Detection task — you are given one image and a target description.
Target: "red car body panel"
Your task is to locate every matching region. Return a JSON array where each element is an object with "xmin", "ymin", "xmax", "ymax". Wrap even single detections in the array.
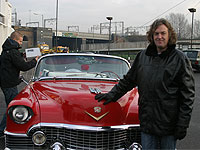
[{"xmin": 7, "ymin": 80, "xmax": 139, "ymax": 133}]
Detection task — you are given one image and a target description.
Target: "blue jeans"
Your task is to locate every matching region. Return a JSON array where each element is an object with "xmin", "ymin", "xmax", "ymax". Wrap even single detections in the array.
[
  {"xmin": 141, "ymin": 132, "xmax": 176, "ymax": 150},
  {"xmin": 0, "ymin": 86, "xmax": 18, "ymax": 133}
]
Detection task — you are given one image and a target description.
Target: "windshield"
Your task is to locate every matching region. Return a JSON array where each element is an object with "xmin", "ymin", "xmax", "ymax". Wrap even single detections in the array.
[
  {"xmin": 43, "ymin": 46, "xmax": 49, "ymax": 50},
  {"xmin": 59, "ymin": 48, "xmax": 65, "ymax": 50},
  {"xmin": 184, "ymin": 51, "xmax": 198, "ymax": 59},
  {"xmin": 34, "ymin": 54, "xmax": 130, "ymax": 80}
]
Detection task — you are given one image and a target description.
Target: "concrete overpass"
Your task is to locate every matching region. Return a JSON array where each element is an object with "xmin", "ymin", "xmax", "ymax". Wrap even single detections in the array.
[
  {"xmin": 54, "ymin": 30, "xmax": 109, "ymax": 40},
  {"xmin": 54, "ymin": 30, "xmax": 200, "ymax": 51},
  {"xmin": 53, "ymin": 30, "xmax": 110, "ymax": 51}
]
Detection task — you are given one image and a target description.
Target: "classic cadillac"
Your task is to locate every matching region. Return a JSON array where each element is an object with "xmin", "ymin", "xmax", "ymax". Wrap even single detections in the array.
[{"xmin": 5, "ymin": 53, "xmax": 141, "ymax": 150}]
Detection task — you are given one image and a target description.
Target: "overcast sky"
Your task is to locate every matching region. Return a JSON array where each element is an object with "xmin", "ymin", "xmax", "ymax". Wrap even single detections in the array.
[{"xmin": 8, "ymin": 0, "xmax": 200, "ymax": 34}]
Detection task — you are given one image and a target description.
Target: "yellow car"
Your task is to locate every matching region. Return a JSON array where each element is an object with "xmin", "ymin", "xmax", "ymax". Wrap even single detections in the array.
[
  {"xmin": 54, "ymin": 46, "xmax": 69, "ymax": 53},
  {"xmin": 38, "ymin": 44, "xmax": 50, "ymax": 55}
]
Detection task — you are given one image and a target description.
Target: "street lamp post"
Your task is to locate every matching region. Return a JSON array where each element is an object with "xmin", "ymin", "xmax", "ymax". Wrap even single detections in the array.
[
  {"xmin": 106, "ymin": 16, "xmax": 113, "ymax": 54},
  {"xmin": 188, "ymin": 8, "xmax": 196, "ymax": 49},
  {"xmin": 33, "ymin": 13, "xmax": 44, "ymax": 27}
]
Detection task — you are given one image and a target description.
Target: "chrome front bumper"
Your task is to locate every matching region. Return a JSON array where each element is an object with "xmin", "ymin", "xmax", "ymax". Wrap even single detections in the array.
[{"xmin": 5, "ymin": 123, "xmax": 141, "ymax": 150}]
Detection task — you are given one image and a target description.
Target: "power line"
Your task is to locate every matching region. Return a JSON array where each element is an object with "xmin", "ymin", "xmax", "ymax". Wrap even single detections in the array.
[
  {"xmin": 194, "ymin": 0, "xmax": 200, "ymax": 7},
  {"xmin": 142, "ymin": 0, "xmax": 188, "ymax": 26},
  {"xmin": 185, "ymin": 0, "xmax": 200, "ymax": 18}
]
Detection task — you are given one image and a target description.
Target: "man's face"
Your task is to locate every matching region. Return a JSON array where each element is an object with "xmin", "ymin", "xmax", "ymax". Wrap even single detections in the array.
[
  {"xmin": 153, "ymin": 24, "xmax": 169, "ymax": 52},
  {"xmin": 15, "ymin": 37, "xmax": 23, "ymax": 45}
]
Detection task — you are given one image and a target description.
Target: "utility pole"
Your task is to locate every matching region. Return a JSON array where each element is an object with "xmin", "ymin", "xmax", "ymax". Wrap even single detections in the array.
[
  {"xmin": 55, "ymin": 0, "xmax": 59, "ymax": 50},
  {"xmin": 33, "ymin": 13, "xmax": 44, "ymax": 27},
  {"xmin": 26, "ymin": 22, "xmax": 39, "ymax": 27},
  {"xmin": 100, "ymin": 21, "xmax": 124, "ymax": 35},
  {"xmin": 44, "ymin": 18, "xmax": 56, "ymax": 28},
  {"xmin": 67, "ymin": 26, "xmax": 79, "ymax": 51},
  {"xmin": 12, "ymin": 9, "xmax": 17, "ymax": 26}
]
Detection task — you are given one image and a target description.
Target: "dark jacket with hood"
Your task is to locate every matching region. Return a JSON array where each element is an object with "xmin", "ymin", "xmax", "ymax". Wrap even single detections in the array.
[
  {"xmin": 0, "ymin": 38, "xmax": 37, "ymax": 88},
  {"xmin": 107, "ymin": 44, "xmax": 195, "ymax": 136}
]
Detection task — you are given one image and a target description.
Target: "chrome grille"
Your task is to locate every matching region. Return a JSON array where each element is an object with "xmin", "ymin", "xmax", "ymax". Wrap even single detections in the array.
[
  {"xmin": 6, "ymin": 125, "xmax": 140, "ymax": 150},
  {"xmin": 6, "ymin": 136, "xmax": 47, "ymax": 150}
]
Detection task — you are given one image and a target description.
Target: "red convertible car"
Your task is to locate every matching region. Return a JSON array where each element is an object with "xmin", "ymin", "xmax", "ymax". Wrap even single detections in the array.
[{"xmin": 5, "ymin": 53, "xmax": 141, "ymax": 150}]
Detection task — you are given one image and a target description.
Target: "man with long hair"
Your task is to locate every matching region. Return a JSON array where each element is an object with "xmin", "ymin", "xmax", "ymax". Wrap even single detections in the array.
[{"xmin": 95, "ymin": 18, "xmax": 195, "ymax": 149}]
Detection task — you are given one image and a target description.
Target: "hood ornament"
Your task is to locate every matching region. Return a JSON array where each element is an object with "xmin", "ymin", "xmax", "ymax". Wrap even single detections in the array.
[
  {"xmin": 89, "ymin": 88, "xmax": 101, "ymax": 94},
  {"xmin": 94, "ymin": 107, "xmax": 101, "ymax": 113},
  {"xmin": 85, "ymin": 111, "xmax": 109, "ymax": 121}
]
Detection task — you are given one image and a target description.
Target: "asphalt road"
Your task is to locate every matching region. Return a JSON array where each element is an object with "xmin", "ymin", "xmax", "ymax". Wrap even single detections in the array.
[
  {"xmin": 176, "ymin": 71, "xmax": 200, "ymax": 149},
  {"xmin": 0, "ymin": 70, "xmax": 199, "ymax": 149}
]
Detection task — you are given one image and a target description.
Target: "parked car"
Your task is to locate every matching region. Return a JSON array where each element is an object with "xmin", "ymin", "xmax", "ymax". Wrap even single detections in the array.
[
  {"xmin": 5, "ymin": 53, "xmax": 141, "ymax": 150},
  {"xmin": 183, "ymin": 49, "xmax": 200, "ymax": 71},
  {"xmin": 37, "ymin": 43, "xmax": 51, "ymax": 55}
]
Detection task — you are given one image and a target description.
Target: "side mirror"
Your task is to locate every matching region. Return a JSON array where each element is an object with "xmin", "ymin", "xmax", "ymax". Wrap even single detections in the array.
[{"xmin": 19, "ymin": 75, "xmax": 28, "ymax": 85}]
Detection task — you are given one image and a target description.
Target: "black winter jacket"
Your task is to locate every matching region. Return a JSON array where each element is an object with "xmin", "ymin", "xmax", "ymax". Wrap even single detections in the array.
[
  {"xmin": 0, "ymin": 38, "xmax": 37, "ymax": 88},
  {"xmin": 107, "ymin": 44, "xmax": 195, "ymax": 136}
]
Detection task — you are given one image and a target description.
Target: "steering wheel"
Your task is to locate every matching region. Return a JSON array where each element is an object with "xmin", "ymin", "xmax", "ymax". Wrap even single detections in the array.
[{"xmin": 100, "ymin": 71, "xmax": 120, "ymax": 79}]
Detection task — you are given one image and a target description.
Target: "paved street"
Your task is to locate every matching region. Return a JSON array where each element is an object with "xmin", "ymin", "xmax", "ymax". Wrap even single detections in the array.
[{"xmin": 0, "ymin": 70, "xmax": 200, "ymax": 149}]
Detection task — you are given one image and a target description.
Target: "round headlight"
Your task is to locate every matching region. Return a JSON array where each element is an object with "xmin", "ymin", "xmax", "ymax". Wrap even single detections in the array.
[
  {"xmin": 129, "ymin": 142, "xmax": 142, "ymax": 150},
  {"xmin": 32, "ymin": 131, "xmax": 46, "ymax": 146},
  {"xmin": 8, "ymin": 106, "xmax": 33, "ymax": 124}
]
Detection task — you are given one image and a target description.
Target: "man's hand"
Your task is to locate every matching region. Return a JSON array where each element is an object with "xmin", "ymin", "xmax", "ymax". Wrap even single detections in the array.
[
  {"xmin": 95, "ymin": 93, "xmax": 113, "ymax": 105},
  {"xmin": 174, "ymin": 126, "xmax": 187, "ymax": 140},
  {"xmin": 35, "ymin": 56, "xmax": 40, "ymax": 61}
]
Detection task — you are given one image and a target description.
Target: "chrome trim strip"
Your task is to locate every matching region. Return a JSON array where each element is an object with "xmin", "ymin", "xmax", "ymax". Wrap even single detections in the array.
[
  {"xmin": 5, "ymin": 123, "xmax": 140, "ymax": 137},
  {"xmin": 38, "ymin": 76, "xmax": 118, "ymax": 81},
  {"xmin": 4, "ymin": 131, "xmax": 28, "ymax": 137},
  {"xmin": 28, "ymin": 123, "xmax": 140, "ymax": 133}
]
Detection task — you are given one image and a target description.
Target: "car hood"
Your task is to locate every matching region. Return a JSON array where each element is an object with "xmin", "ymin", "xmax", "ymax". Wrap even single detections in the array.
[{"xmin": 31, "ymin": 80, "xmax": 139, "ymax": 126}]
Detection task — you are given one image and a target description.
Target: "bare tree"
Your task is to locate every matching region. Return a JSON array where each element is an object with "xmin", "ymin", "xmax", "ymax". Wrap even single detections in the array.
[
  {"xmin": 166, "ymin": 13, "xmax": 189, "ymax": 39},
  {"xmin": 183, "ymin": 24, "xmax": 191, "ymax": 39},
  {"xmin": 194, "ymin": 20, "xmax": 200, "ymax": 38}
]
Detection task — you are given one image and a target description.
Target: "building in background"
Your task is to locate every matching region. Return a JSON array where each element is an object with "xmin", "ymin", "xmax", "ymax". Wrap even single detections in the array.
[
  {"xmin": 0, "ymin": 0, "xmax": 14, "ymax": 53},
  {"xmin": 13, "ymin": 26, "xmax": 53, "ymax": 50}
]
